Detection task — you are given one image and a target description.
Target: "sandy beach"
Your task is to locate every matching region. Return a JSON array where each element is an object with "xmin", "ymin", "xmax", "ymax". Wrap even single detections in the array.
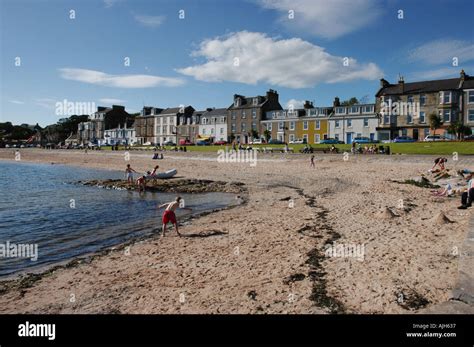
[{"xmin": 0, "ymin": 148, "xmax": 473, "ymax": 314}]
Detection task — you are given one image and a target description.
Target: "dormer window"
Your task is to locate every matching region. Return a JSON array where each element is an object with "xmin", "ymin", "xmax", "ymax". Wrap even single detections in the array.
[
  {"xmin": 253, "ymin": 98, "xmax": 258, "ymax": 105},
  {"xmin": 234, "ymin": 98, "xmax": 240, "ymax": 107}
]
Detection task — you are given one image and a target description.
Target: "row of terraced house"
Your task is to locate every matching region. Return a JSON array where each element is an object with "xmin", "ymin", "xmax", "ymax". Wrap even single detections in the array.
[{"xmin": 71, "ymin": 70, "xmax": 474, "ymax": 146}]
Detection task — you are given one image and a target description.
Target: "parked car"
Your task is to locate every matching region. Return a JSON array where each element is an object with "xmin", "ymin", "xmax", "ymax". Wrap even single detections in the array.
[
  {"xmin": 178, "ymin": 139, "xmax": 194, "ymax": 146},
  {"xmin": 164, "ymin": 141, "xmax": 176, "ymax": 146},
  {"xmin": 424, "ymin": 135, "xmax": 447, "ymax": 142},
  {"xmin": 249, "ymin": 138, "xmax": 263, "ymax": 144},
  {"xmin": 393, "ymin": 136, "xmax": 416, "ymax": 143},
  {"xmin": 353, "ymin": 137, "xmax": 379, "ymax": 144},
  {"xmin": 196, "ymin": 140, "xmax": 210, "ymax": 146},
  {"xmin": 289, "ymin": 139, "xmax": 304, "ymax": 144},
  {"xmin": 214, "ymin": 140, "xmax": 227, "ymax": 145},
  {"xmin": 463, "ymin": 134, "xmax": 474, "ymax": 141},
  {"xmin": 268, "ymin": 139, "xmax": 284, "ymax": 144},
  {"xmin": 320, "ymin": 138, "xmax": 344, "ymax": 144}
]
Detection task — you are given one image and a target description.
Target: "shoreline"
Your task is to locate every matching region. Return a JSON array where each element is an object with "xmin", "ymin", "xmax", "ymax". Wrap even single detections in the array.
[{"xmin": 0, "ymin": 149, "xmax": 473, "ymax": 313}]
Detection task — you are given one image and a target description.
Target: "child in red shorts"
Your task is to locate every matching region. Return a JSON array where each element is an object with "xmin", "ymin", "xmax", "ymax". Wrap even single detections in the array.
[{"xmin": 157, "ymin": 196, "xmax": 192, "ymax": 237}]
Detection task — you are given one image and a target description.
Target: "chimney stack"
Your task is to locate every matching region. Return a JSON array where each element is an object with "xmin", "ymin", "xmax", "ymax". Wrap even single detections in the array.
[
  {"xmin": 333, "ymin": 97, "xmax": 340, "ymax": 108},
  {"xmin": 303, "ymin": 100, "xmax": 313, "ymax": 109},
  {"xmin": 380, "ymin": 78, "xmax": 389, "ymax": 88}
]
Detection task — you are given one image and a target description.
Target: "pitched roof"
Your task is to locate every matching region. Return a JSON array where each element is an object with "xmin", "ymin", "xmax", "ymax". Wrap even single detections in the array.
[
  {"xmin": 202, "ymin": 108, "xmax": 228, "ymax": 117},
  {"xmin": 376, "ymin": 73, "xmax": 474, "ymax": 96}
]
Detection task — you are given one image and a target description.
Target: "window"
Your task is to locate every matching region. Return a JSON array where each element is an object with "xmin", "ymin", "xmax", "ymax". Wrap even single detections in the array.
[
  {"xmin": 234, "ymin": 98, "xmax": 240, "ymax": 107},
  {"xmin": 336, "ymin": 107, "xmax": 345, "ymax": 114},
  {"xmin": 267, "ymin": 123, "xmax": 272, "ymax": 131},
  {"xmin": 407, "ymin": 95, "xmax": 414, "ymax": 103},
  {"xmin": 303, "ymin": 121, "xmax": 308, "ymax": 130},
  {"xmin": 347, "ymin": 119, "xmax": 352, "ymax": 127},
  {"xmin": 241, "ymin": 123, "xmax": 246, "ymax": 131},
  {"xmin": 252, "ymin": 122, "xmax": 257, "ymax": 130},
  {"xmin": 252, "ymin": 109, "xmax": 257, "ymax": 119},
  {"xmin": 231, "ymin": 123, "xmax": 236, "ymax": 132},
  {"xmin": 278, "ymin": 122, "xmax": 284, "ymax": 131},
  {"xmin": 335, "ymin": 134, "xmax": 339, "ymax": 140},
  {"xmin": 203, "ymin": 129, "xmax": 206, "ymax": 135},
  {"xmin": 468, "ymin": 91, "xmax": 474, "ymax": 104},
  {"xmin": 220, "ymin": 128, "xmax": 224, "ymax": 134},
  {"xmin": 402, "ymin": 129, "xmax": 407, "ymax": 136},
  {"xmin": 419, "ymin": 111, "xmax": 426, "ymax": 123},
  {"xmin": 314, "ymin": 134, "xmax": 320, "ymax": 143},
  {"xmin": 303, "ymin": 134, "xmax": 308, "ymax": 142},
  {"xmin": 441, "ymin": 110, "xmax": 451, "ymax": 122},
  {"xmin": 315, "ymin": 120, "xmax": 320, "ymax": 130},
  {"xmin": 272, "ymin": 112, "xmax": 277, "ymax": 119},
  {"xmin": 242, "ymin": 111, "xmax": 246, "ymax": 119},
  {"xmin": 440, "ymin": 91, "xmax": 452, "ymax": 104},
  {"xmin": 349, "ymin": 106, "xmax": 359, "ymax": 114},
  {"xmin": 420, "ymin": 95, "xmax": 426, "ymax": 106},
  {"xmin": 364, "ymin": 118, "xmax": 369, "ymax": 127},
  {"xmin": 384, "ymin": 115, "xmax": 390, "ymax": 124},
  {"xmin": 335, "ymin": 120, "xmax": 340, "ymax": 128},
  {"xmin": 221, "ymin": 116, "xmax": 226, "ymax": 123},
  {"xmin": 363, "ymin": 105, "xmax": 373, "ymax": 113},
  {"xmin": 407, "ymin": 114, "xmax": 413, "ymax": 124},
  {"xmin": 289, "ymin": 121, "xmax": 295, "ymax": 130},
  {"xmin": 202, "ymin": 117, "xmax": 207, "ymax": 125},
  {"xmin": 289, "ymin": 134, "xmax": 295, "ymax": 142},
  {"xmin": 253, "ymin": 98, "xmax": 258, "ymax": 105},
  {"xmin": 232, "ymin": 112, "xmax": 236, "ymax": 120},
  {"xmin": 469, "ymin": 109, "xmax": 474, "ymax": 122}
]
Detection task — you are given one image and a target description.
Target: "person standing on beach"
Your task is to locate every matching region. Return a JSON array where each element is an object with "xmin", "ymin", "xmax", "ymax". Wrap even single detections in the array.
[
  {"xmin": 458, "ymin": 173, "xmax": 474, "ymax": 209},
  {"xmin": 136, "ymin": 175, "xmax": 146, "ymax": 192},
  {"xmin": 125, "ymin": 164, "xmax": 137, "ymax": 184},
  {"xmin": 157, "ymin": 197, "xmax": 192, "ymax": 237},
  {"xmin": 310, "ymin": 155, "xmax": 315, "ymax": 168}
]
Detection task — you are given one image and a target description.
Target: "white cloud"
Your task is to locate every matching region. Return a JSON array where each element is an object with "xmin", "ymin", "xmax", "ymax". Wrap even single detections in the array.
[
  {"xmin": 103, "ymin": 0, "xmax": 121, "ymax": 8},
  {"xmin": 285, "ymin": 99, "xmax": 305, "ymax": 109},
  {"xmin": 177, "ymin": 31, "xmax": 382, "ymax": 88},
  {"xmin": 408, "ymin": 39, "xmax": 474, "ymax": 65},
  {"xmin": 9, "ymin": 100, "xmax": 25, "ymax": 105},
  {"xmin": 35, "ymin": 98, "xmax": 57, "ymax": 109},
  {"xmin": 134, "ymin": 15, "xmax": 165, "ymax": 28},
  {"xmin": 256, "ymin": 0, "xmax": 382, "ymax": 39},
  {"xmin": 59, "ymin": 68, "xmax": 185, "ymax": 88},
  {"xmin": 408, "ymin": 66, "xmax": 474, "ymax": 81},
  {"xmin": 99, "ymin": 98, "xmax": 126, "ymax": 104}
]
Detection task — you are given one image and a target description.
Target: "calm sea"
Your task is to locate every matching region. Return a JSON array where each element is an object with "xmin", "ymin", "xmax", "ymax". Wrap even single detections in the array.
[{"xmin": 0, "ymin": 161, "xmax": 236, "ymax": 277}]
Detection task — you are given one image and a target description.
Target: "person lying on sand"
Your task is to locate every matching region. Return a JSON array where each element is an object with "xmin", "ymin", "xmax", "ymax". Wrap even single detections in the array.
[
  {"xmin": 125, "ymin": 164, "xmax": 137, "ymax": 183},
  {"xmin": 431, "ymin": 183, "xmax": 454, "ymax": 197},
  {"xmin": 458, "ymin": 173, "xmax": 474, "ymax": 209},
  {"xmin": 157, "ymin": 197, "xmax": 192, "ymax": 237},
  {"xmin": 457, "ymin": 169, "xmax": 473, "ymax": 178}
]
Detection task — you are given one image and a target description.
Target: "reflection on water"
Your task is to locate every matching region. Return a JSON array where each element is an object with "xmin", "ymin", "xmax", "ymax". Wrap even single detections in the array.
[{"xmin": 0, "ymin": 161, "xmax": 237, "ymax": 276}]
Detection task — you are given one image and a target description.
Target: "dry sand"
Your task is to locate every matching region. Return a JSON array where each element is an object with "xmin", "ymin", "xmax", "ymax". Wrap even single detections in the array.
[{"xmin": 0, "ymin": 148, "xmax": 473, "ymax": 314}]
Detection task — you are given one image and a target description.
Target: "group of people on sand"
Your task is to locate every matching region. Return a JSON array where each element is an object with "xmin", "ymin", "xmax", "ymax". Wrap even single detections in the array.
[
  {"xmin": 427, "ymin": 157, "xmax": 474, "ymax": 209},
  {"xmin": 125, "ymin": 163, "xmax": 191, "ymax": 237}
]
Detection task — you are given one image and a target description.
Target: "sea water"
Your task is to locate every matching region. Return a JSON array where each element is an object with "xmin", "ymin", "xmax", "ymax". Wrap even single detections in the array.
[{"xmin": 0, "ymin": 161, "xmax": 237, "ymax": 277}]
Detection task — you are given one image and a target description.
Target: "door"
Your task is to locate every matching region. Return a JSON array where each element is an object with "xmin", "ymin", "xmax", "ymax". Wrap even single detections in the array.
[
  {"xmin": 413, "ymin": 129, "xmax": 419, "ymax": 141},
  {"xmin": 370, "ymin": 133, "xmax": 375, "ymax": 141},
  {"xmin": 346, "ymin": 133, "xmax": 353, "ymax": 144}
]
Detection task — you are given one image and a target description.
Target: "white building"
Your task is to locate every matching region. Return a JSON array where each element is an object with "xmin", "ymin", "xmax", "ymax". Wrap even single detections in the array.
[
  {"xmin": 328, "ymin": 104, "xmax": 379, "ymax": 144},
  {"xmin": 102, "ymin": 123, "xmax": 136, "ymax": 146},
  {"xmin": 155, "ymin": 106, "xmax": 195, "ymax": 145},
  {"xmin": 199, "ymin": 108, "xmax": 228, "ymax": 142}
]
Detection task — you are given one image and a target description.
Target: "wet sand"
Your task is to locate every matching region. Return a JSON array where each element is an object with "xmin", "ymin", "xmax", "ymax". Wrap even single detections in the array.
[{"xmin": 0, "ymin": 149, "xmax": 472, "ymax": 314}]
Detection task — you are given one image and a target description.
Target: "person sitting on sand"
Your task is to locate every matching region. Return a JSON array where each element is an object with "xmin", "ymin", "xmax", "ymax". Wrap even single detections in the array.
[
  {"xmin": 431, "ymin": 183, "xmax": 454, "ymax": 197},
  {"xmin": 125, "ymin": 164, "xmax": 137, "ymax": 183},
  {"xmin": 136, "ymin": 175, "xmax": 146, "ymax": 192},
  {"xmin": 458, "ymin": 173, "xmax": 474, "ymax": 209},
  {"xmin": 157, "ymin": 197, "xmax": 192, "ymax": 237},
  {"xmin": 431, "ymin": 157, "xmax": 447, "ymax": 172}
]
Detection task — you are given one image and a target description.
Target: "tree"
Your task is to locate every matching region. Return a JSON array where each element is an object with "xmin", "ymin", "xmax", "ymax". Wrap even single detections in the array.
[
  {"xmin": 263, "ymin": 129, "xmax": 271, "ymax": 142},
  {"xmin": 251, "ymin": 129, "xmax": 259, "ymax": 140},
  {"xmin": 429, "ymin": 113, "xmax": 443, "ymax": 136},
  {"xmin": 448, "ymin": 122, "xmax": 472, "ymax": 140},
  {"xmin": 341, "ymin": 97, "xmax": 359, "ymax": 106}
]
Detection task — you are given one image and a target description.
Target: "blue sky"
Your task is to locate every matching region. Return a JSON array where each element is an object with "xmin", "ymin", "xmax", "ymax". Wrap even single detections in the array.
[{"xmin": 1, "ymin": 0, "xmax": 473, "ymax": 126}]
